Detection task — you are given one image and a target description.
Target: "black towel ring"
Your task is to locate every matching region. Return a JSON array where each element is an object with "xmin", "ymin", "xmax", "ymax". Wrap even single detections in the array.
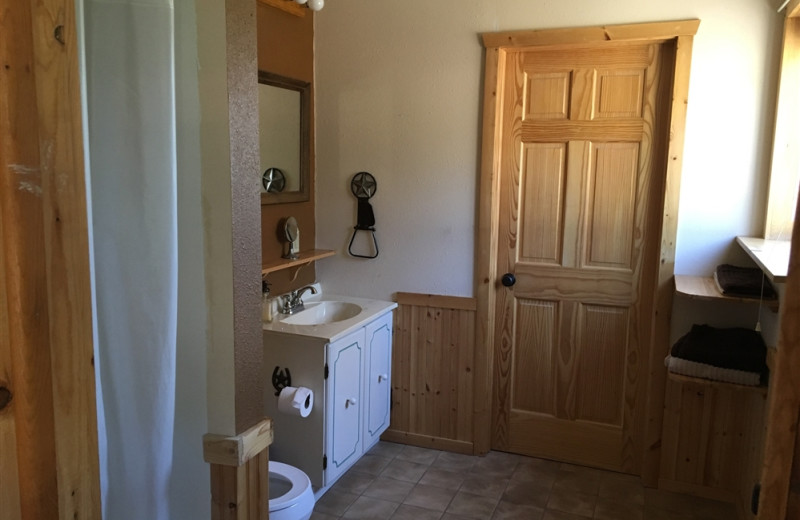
[{"xmin": 348, "ymin": 172, "xmax": 379, "ymax": 259}]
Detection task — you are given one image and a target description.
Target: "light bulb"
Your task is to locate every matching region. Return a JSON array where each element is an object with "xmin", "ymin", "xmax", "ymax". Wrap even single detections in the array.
[
  {"xmin": 308, "ymin": 0, "xmax": 324, "ymax": 10},
  {"xmin": 295, "ymin": 0, "xmax": 308, "ymax": 4}
]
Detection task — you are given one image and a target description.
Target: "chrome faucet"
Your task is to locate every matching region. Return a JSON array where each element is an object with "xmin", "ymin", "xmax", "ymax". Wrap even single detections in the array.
[{"xmin": 282, "ymin": 285, "xmax": 318, "ymax": 314}]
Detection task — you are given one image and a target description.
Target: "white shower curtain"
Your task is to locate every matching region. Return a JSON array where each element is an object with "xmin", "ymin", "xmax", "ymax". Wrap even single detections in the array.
[{"xmin": 83, "ymin": 1, "xmax": 178, "ymax": 518}]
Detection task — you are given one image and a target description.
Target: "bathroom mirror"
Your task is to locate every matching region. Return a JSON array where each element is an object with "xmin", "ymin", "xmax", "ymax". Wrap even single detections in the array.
[{"xmin": 258, "ymin": 71, "xmax": 310, "ymax": 205}]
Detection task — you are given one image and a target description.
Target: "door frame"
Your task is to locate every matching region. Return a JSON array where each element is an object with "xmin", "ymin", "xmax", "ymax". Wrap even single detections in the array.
[{"xmin": 474, "ymin": 20, "xmax": 699, "ymax": 485}]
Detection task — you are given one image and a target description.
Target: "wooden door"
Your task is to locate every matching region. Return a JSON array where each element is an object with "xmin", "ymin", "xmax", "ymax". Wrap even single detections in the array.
[{"xmin": 491, "ymin": 41, "xmax": 670, "ymax": 473}]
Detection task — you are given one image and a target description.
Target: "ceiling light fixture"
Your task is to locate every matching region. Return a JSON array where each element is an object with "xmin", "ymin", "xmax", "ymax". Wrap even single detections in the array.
[{"xmin": 295, "ymin": 0, "xmax": 324, "ymax": 10}]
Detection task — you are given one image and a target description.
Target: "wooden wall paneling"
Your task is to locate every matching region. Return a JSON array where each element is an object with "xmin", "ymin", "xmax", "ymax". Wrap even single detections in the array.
[
  {"xmin": 384, "ymin": 294, "xmax": 476, "ymax": 454},
  {"xmin": 659, "ymin": 379, "xmax": 768, "ymax": 515}
]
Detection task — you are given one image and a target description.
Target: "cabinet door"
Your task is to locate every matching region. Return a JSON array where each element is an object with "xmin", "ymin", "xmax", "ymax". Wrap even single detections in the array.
[
  {"xmin": 364, "ymin": 312, "xmax": 393, "ymax": 450},
  {"xmin": 325, "ymin": 328, "xmax": 364, "ymax": 485}
]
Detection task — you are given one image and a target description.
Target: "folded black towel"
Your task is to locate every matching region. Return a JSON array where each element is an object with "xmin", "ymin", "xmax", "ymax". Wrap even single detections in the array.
[
  {"xmin": 715, "ymin": 264, "xmax": 777, "ymax": 299},
  {"xmin": 671, "ymin": 324, "xmax": 768, "ymax": 378}
]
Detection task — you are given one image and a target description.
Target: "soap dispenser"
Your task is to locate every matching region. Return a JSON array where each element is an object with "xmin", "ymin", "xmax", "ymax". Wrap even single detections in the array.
[{"xmin": 262, "ymin": 281, "xmax": 273, "ymax": 322}]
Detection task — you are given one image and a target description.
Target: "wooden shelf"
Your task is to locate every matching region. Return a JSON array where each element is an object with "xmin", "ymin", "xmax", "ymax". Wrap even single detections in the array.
[
  {"xmin": 674, "ymin": 275, "xmax": 779, "ymax": 311},
  {"xmin": 668, "ymin": 371, "xmax": 768, "ymax": 396},
  {"xmin": 261, "ymin": 249, "xmax": 334, "ymax": 281},
  {"xmin": 736, "ymin": 237, "xmax": 790, "ymax": 283}
]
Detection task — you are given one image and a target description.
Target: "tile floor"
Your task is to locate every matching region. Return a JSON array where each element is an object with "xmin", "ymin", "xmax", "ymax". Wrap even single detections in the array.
[{"xmin": 310, "ymin": 441, "xmax": 739, "ymax": 520}]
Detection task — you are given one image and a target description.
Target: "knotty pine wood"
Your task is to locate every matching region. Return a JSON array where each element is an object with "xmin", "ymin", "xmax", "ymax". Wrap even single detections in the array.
[
  {"xmin": 660, "ymin": 379, "xmax": 767, "ymax": 519},
  {"xmin": 1, "ymin": 0, "xmax": 100, "ymax": 518},
  {"xmin": 206, "ymin": 418, "xmax": 273, "ymax": 520},
  {"xmin": 387, "ymin": 294, "xmax": 477, "ymax": 453},
  {"xmin": 757, "ymin": 194, "xmax": 800, "ymax": 517},
  {"xmin": 210, "ymin": 450, "xmax": 269, "ymax": 520},
  {"xmin": 641, "ymin": 33, "xmax": 696, "ymax": 487}
]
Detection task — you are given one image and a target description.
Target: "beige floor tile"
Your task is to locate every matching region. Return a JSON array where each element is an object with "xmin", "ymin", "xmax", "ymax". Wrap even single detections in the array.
[
  {"xmin": 341, "ymin": 496, "xmax": 399, "ymax": 519},
  {"xmin": 368, "ymin": 441, "xmax": 405, "ymax": 459},
  {"xmin": 546, "ymin": 487, "xmax": 596, "ymax": 518},
  {"xmin": 446, "ymin": 491, "xmax": 500, "ymax": 519},
  {"xmin": 552, "ymin": 469, "xmax": 601, "ymax": 496},
  {"xmin": 390, "ymin": 503, "xmax": 445, "ymax": 520},
  {"xmin": 404, "ymin": 483, "xmax": 458, "ymax": 512},
  {"xmin": 597, "ymin": 474, "xmax": 644, "ymax": 505},
  {"xmin": 397, "ymin": 445, "xmax": 441, "ymax": 465},
  {"xmin": 433, "ymin": 451, "xmax": 478, "ymax": 472},
  {"xmin": 352, "ymin": 453, "xmax": 392, "ymax": 476},
  {"xmin": 310, "ymin": 512, "xmax": 340, "ymax": 520},
  {"xmin": 491, "ymin": 499, "xmax": 545, "ymax": 519},
  {"xmin": 331, "ymin": 470, "xmax": 375, "ymax": 495},
  {"xmin": 511, "ymin": 459, "xmax": 561, "ymax": 486},
  {"xmin": 502, "ymin": 479, "xmax": 551, "ymax": 509},
  {"xmin": 381, "ymin": 459, "xmax": 429, "ymax": 483},
  {"xmin": 419, "ymin": 467, "xmax": 467, "ymax": 490},
  {"xmin": 593, "ymin": 496, "xmax": 643, "ymax": 520},
  {"xmin": 362, "ymin": 476, "xmax": 415, "ymax": 503},
  {"xmin": 542, "ymin": 510, "xmax": 592, "ymax": 520},
  {"xmin": 314, "ymin": 489, "xmax": 359, "ymax": 516},
  {"xmin": 459, "ymin": 474, "xmax": 509, "ymax": 499}
]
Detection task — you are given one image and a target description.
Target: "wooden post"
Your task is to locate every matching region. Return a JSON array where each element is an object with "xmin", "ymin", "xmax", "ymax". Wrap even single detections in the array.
[{"xmin": 204, "ymin": 418, "xmax": 274, "ymax": 519}]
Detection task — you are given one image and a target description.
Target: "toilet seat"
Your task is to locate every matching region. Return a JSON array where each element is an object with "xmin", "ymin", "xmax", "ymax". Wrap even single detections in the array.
[{"xmin": 269, "ymin": 461, "xmax": 314, "ymax": 518}]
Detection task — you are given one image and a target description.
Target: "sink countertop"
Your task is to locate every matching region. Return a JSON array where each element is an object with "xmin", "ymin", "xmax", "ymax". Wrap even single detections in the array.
[{"xmin": 262, "ymin": 293, "xmax": 397, "ymax": 342}]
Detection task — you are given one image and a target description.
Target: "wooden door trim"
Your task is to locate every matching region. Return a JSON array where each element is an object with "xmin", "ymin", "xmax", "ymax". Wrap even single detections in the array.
[
  {"xmin": 475, "ymin": 21, "xmax": 698, "ymax": 482},
  {"xmin": 481, "ymin": 20, "xmax": 700, "ymax": 49},
  {"xmin": 1, "ymin": 0, "xmax": 101, "ymax": 517}
]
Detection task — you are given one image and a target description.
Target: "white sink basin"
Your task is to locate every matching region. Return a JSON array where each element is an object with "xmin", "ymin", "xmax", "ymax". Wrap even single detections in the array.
[{"xmin": 280, "ymin": 301, "xmax": 363, "ymax": 326}]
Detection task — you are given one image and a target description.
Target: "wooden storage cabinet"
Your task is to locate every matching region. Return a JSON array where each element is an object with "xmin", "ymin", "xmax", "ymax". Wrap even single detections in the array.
[{"xmin": 263, "ymin": 310, "xmax": 394, "ymax": 493}]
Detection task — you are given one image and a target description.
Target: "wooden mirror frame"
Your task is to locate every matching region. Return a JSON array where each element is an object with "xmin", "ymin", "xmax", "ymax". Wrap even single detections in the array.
[{"xmin": 258, "ymin": 70, "xmax": 311, "ymax": 205}]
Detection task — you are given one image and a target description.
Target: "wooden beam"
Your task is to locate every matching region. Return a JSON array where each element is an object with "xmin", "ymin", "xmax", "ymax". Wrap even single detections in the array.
[
  {"xmin": 757, "ymin": 184, "xmax": 800, "ymax": 520},
  {"xmin": 481, "ymin": 19, "xmax": 700, "ymax": 49},
  {"xmin": 206, "ymin": 418, "xmax": 272, "ymax": 520},
  {"xmin": 258, "ymin": 0, "xmax": 306, "ymax": 17},
  {"xmin": 641, "ymin": 33, "xmax": 697, "ymax": 487},
  {"xmin": 204, "ymin": 418, "xmax": 274, "ymax": 467},
  {"xmin": 395, "ymin": 293, "xmax": 477, "ymax": 312}
]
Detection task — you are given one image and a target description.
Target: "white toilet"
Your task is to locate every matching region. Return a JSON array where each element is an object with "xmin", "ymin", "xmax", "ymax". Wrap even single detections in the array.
[{"xmin": 268, "ymin": 461, "xmax": 315, "ymax": 520}]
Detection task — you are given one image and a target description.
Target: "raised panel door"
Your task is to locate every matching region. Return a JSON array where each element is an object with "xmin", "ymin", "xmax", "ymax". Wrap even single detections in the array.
[{"xmin": 364, "ymin": 312, "xmax": 393, "ymax": 450}]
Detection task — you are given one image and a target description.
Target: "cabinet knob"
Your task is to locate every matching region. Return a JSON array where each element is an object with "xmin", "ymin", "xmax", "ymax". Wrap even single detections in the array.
[
  {"xmin": 346, "ymin": 398, "xmax": 357, "ymax": 408},
  {"xmin": 378, "ymin": 374, "xmax": 388, "ymax": 383}
]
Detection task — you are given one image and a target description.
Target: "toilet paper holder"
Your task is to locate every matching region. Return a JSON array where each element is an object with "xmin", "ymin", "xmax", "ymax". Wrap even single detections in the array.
[{"xmin": 272, "ymin": 366, "xmax": 292, "ymax": 396}]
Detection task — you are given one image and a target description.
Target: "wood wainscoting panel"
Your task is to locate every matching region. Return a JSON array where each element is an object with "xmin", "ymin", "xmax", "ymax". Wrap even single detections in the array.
[
  {"xmin": 659, "ymin": 379, "xmax": 767, "ymax": 518},
  {"xmin": 384, "ymin": 293, "xmax": 477, "ymax": 454}
]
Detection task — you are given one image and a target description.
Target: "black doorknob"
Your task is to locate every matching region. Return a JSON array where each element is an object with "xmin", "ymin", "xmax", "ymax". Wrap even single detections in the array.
[{"xmin": 501, "ymin": 273, "xmax": 516, "ymax": 287}]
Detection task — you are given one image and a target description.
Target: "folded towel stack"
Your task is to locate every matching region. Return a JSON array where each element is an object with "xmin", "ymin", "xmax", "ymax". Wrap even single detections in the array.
[
  {"xmin": 666, "ymin": 324, "xmax": 768, "ymax": 386},
  {"xmin": 714, "ymin": 264, "xmax": 777, "ymax": 299}
]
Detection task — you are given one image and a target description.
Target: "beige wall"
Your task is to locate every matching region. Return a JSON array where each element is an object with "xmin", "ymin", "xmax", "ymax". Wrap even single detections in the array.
[
  {"xmin": 257, "ymin": 4, "xmax": 317, "ymax": 296},
  {"xmin": 314, "ymin": 0, "xmax": 784, "ymax": 301}
]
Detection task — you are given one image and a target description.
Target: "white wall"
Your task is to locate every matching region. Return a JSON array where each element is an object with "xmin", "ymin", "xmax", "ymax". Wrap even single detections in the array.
[{"xmin": 315, "ymin": 0, "xmax": 784, "ymax": 301}]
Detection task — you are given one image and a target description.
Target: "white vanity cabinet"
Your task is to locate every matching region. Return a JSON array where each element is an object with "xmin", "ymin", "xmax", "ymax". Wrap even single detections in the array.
[
  {"xmin": 263, "ymin": 300, "xmax": 395, "ymax": 495},
  {"xmin": 325, "ymin": 327, "xmax": 364, "ymax": 484},
  {"xmin": 363, "ymin": 312, "xmax": 393, "ymax": 450}
]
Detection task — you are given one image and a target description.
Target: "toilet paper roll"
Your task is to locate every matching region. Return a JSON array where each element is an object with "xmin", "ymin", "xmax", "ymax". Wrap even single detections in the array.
[{"xmin": 277, "ymin": 386, "xmax": 314, "ymax": 418}]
